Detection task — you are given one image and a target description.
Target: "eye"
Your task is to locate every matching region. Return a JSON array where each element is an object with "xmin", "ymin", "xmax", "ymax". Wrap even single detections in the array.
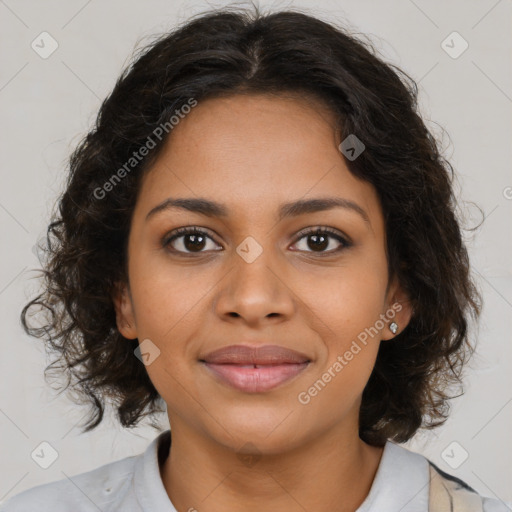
[
  {"xmin": 291, "ymin": 227, "xmax": 351, "ymax": 255},
  {"xmin": 162, "ymin": 227, "xmax": 222, "ymax": 255},
  {"xmin": 162, "ymin": 225, "xmax": 352, "ymax": 257}
]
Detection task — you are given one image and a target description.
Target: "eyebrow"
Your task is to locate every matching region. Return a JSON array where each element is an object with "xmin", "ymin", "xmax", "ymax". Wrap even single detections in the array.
[{"xmin": 145, "ymin": 196, "xmax": 370, "ymax": 225}]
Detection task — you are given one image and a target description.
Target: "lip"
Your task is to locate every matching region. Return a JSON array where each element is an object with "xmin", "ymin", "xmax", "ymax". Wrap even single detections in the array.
[
  {"xmin": 199, "ymin": 344, "xmax": 311, "ymax": 393},
  {"xmin": 200, "ymin": 344, "xmax": 310, "ymax": 365}
]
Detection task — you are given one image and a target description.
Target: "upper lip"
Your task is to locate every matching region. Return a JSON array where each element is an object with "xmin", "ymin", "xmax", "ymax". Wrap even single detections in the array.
[{"xmin": 200, "ymin": 344, "xmax": 311, "ymax": 365}]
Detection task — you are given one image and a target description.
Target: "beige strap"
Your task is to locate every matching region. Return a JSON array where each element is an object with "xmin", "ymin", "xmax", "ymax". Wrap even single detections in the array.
[{"xmin": 428, "ymin": 464, "xmax": 484, "ymax": 512}]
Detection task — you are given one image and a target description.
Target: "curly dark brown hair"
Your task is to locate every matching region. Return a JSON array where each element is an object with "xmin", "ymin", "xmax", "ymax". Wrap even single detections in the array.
[{"xmin": 21, "ymin": 5, "xmax": 482, "ymax": 446}]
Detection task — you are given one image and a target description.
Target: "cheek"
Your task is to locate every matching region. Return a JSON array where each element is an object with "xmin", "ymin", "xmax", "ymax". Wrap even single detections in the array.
[
  {"xmin": 127, "ymin": 263, "xmax": 206, "ymax": 405},
  {"xmin": 294, "ymin": 256, "xmax": 388, "ymax": 343},
  {"xmin": 290, "ymin": 252, "xmax": 387, "ymax": 405},
  {"xmin": 129, "ymin": 255, "xmax": 211, "ymax": 337},
  {"xmin": 295, "ymin": 350, "xmax": 377, "ymax": 430},
  {"xmin": 295, "ymin": 267, "xmax": 385, "ymax": 416}
]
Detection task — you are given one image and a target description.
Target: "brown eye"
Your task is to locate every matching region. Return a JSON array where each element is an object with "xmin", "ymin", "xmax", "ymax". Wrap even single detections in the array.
[
  {"xmin": 163, "ymin": 227, "xmax": 221, "ymax": 254},
  {"xmin": 292, "ymin": 228, "xmax": 351, "ymax": 254}
]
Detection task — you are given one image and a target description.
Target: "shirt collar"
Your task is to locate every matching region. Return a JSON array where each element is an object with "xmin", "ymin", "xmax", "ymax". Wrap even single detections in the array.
[
  {"xmin": 356, "ymin": 440, "xmax": 430, "ymax": 511},
  {"xmin": 134, "ymin": 430, "xmax": 430, "ymax": 512},
  {"xmin": 134, "ymin": 430, "xmax": 177, "ymax": 511}
]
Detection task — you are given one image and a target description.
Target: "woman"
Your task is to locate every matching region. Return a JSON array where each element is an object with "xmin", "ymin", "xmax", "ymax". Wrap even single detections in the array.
[{"xmin": 3, "ymin": 5, "xmax": 509, "ymax": 512}]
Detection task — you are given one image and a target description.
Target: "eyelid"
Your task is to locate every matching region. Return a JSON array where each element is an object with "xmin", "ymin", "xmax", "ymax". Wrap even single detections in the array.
[
  {"xmin": 292, "ymin": 226, "xmax": 352, "ymax": 246},
  {"xmin": 163, "ymin": 226, "xmax": 221, "ymax": 247}
]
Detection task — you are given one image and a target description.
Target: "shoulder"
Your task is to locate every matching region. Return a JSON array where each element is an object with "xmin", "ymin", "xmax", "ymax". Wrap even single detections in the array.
[
  {"xmin": 381, "ymin": 441, "xmax": 511, "ymax": 512},
  {"xmin": 0, "ymin": 454, "xmax": 139, "ymax": 512},
  {"xmin": 427, "ymin": 458, "xmax": 512, "ymax": 512}
]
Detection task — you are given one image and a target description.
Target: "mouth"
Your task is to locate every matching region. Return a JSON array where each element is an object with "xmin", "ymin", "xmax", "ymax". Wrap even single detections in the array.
[
  {"xmin": 200, "ymin": 361, "xmax": 311, "ymax": 393},
  {"xmin": 199, "ymin": 344, "xmax": 311, "ymax": 393}
]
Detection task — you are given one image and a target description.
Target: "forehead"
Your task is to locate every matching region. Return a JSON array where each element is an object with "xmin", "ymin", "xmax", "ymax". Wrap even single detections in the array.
[{"xmin": 135, "ymin": 93, "xmax": 382, "ymax": 226}]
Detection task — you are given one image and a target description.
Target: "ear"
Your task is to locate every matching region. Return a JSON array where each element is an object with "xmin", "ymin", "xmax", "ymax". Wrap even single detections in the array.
[
  {"xmin": 111, "ymin": 281, "xmax": 138, "ymax": 340},
  {"xmin": 381, "ymin": 277, "xmax": 413, "ymax": 341}
]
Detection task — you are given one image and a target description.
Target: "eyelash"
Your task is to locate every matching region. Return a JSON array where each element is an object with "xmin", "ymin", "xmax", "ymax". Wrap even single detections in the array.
[{"xmin": 162, "ymin": 226, "xmax": 352, "ymax": 256}]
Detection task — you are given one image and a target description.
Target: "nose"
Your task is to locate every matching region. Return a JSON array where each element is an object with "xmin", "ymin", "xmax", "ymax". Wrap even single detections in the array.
[{"xmin": 213, "ymin": 244, "xmax": 295, "ymax": 327}]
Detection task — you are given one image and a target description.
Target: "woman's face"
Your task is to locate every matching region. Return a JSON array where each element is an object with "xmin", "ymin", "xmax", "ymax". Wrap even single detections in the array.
[{"xmin": 114, "ymin": 93, "xmax": 411, "ymax": 454}]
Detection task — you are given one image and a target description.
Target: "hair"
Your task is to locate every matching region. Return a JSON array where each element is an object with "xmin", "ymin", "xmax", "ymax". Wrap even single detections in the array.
[{"xmin": 21, "ymin": 4, "xmax": 482, "ymax": 446}]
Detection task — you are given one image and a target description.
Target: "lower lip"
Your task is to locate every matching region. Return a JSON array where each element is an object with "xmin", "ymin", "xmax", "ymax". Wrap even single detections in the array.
[{"xmin": 202, "ymin": 362, "xmax": 310, "ymax": 393}]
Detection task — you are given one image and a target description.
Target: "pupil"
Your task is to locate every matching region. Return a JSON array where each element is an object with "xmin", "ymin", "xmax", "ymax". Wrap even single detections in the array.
[
  {"xmin": 185, "ymin": 234, "xmax": 206, "ymax": 251},
  {"xmin": 308, "ymin": 233, "xmax": 328, "ymax": 251}
]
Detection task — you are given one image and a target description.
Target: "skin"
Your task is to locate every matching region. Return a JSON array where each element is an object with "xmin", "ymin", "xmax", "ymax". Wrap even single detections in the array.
[{"xmin": 113, "ymin": 92, "xmax": 412, "ymax": 512}]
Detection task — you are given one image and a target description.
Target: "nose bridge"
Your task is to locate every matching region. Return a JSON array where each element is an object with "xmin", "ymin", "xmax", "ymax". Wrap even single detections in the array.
[{"xmin": 214, "ymin": 233, "xmax": 295, "ymax": 323}]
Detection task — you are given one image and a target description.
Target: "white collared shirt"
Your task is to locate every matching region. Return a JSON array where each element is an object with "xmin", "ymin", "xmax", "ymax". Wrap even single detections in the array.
[{"xmin": 1, "ymin": 430, "xmax": 509, "ymax": 511}]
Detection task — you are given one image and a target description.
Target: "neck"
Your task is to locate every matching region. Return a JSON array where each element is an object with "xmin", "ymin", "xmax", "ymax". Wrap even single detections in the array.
[{"xmin": 160, "ymin": 421, "xmax": 384, "ymax": 512}]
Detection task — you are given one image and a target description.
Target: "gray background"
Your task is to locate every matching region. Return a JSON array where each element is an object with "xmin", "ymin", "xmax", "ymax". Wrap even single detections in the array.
[{"xmin": 1, "ymin": 0, "xmax": 511, "ymax": 505}]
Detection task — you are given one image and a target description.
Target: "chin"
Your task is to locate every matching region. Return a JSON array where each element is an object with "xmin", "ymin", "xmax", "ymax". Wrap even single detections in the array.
[{"xmin": 211, "ymin": 413, "xmax": 307, "ymax": 454}]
